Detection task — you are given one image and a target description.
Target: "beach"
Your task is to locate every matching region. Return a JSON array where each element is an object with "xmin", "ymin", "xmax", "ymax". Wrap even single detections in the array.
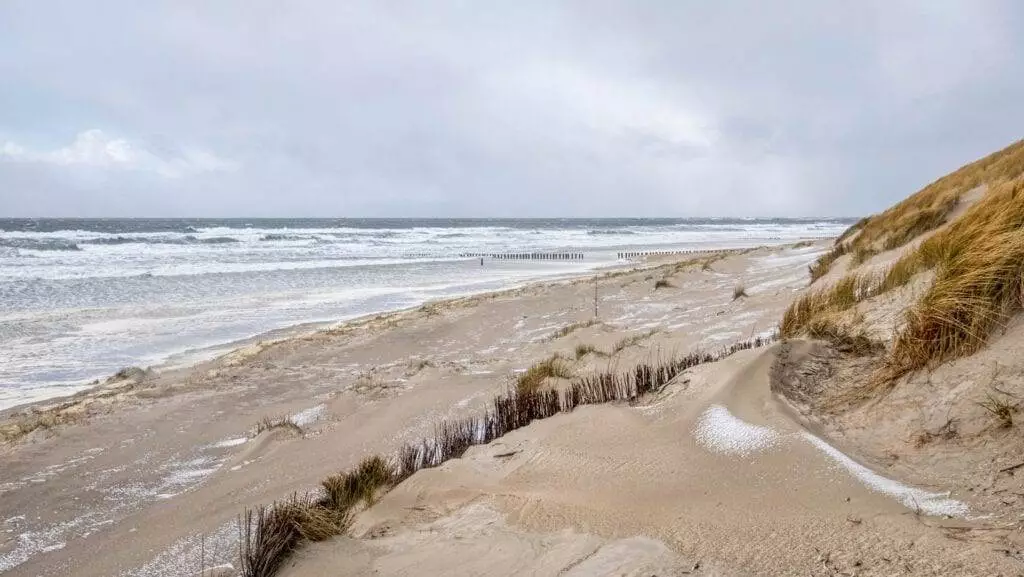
[{"xmin": 1, "ymin": 239, "xmax": 1012, "ymax": 577}]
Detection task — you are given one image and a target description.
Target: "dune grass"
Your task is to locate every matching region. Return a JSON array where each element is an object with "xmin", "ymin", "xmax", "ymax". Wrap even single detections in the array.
[
  {"xmin": 805, "ymin": 317, "xmax": 882, "ymax": 357},
  {"xmin": 654, "ymin": 278, "xmax": 673, "ymax": 289},
  {"xmin": 780, "ymin": 275, "xmax": 869, "ymax": 338},
  {"xmin": 514, "ymin": 353, "xmax": 574, "ymax": 394},
  {"xmin": 732, "ymin": 285, "xmax": 748, "ymax": 300},
  {"xmin": 807, "ymin": 139, "xmax": 1024, "ymax": 282},
  {"xmin": 611, "ymin": 329, "xmax": 658, "ymax": 355},
  {"xmin": 873, "ymin": 177, "xmax": 1024, "ymax": 388},
  {"xmin": 784, "ymin": 143, "xmax": 1024, "ymax": 396},
  {"xmin": 808, "ymin": 242, "xmax": 851, "ymax": 283},
  {"xmin": 574, "ymin": 343, "xmax": 608, "ymax": 359},
  {"xmin": 253, "ymin": 415, "xmax": 303, "ymax": 437},
  {"xmin": 546, "ymin": 319, "xmax": 600, "ymax": 341}
]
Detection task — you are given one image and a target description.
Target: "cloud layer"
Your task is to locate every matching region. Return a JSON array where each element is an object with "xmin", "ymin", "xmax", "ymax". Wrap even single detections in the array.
[
  {"xmin": 1, "ymin": 130, "xmax": 237, "ymax": 179},
  {"xmin": 0, "ymin": 1, "xmax": 1021, "ymax": 217}
]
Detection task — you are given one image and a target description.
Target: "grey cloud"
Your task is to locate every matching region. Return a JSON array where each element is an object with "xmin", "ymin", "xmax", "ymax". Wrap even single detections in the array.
[{"xmin": 0, "ymin": 1, "xmax": 1021, "ymax": 217}]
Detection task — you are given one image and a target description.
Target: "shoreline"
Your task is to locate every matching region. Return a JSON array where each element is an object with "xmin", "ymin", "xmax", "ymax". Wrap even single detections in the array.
[{"xmin": 0, "ymin": 258, "xmax": 636, "ymax": 418}]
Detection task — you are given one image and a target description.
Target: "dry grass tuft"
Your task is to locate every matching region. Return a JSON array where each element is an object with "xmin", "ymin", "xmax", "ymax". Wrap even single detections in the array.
[
  {"xmin": 809, "ymin": 242, "xmax": 851, "ymax": 283},
  {"xmin": 732, "ymin": 285, "xmax": 748, "ymax": 300},
  {"xmin": 321, "ymin": 455, "xmax": 395, "ymax": 510},
  {"xmin": 611, "ymin": 329, "xmax": 658, "ymax": 355},
  {"xmin": 977, "ymin": 392, "xmax": 1017, "ymax": 429},
  {"xmin": 547, "ymin": 319, "xmax": 600, "ymax": 341},
  {"xmin": 253, "ymin": 415, "xmax": 303, "ymax": 437},
  {"xmin": 574, "ymin": 343, "xmax": 607, "ymax": 359},
  {"xmin": 835, "ymin": 217, "xmax": 870, "ymax": 245},
  {"xmin": 238, "ymin": 493, "xmax": 351, "ymax": 577},
  {"xmin": 653, "ymin": 278, "xmax": 673, "ymax": 289},
  {"xmin": 515, "ymin": 354, "xmax": 574, "ymax": 394},
  {"xmin": 780, "ymin": 275, "xmax": 868, "ymax": 338},
  {"xmin": 805, "ymin": 317, "xmax": 882, "ymax": 356}
]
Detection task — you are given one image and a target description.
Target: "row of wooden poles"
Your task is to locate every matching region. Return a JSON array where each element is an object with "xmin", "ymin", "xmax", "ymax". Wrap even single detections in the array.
[
  {"xmin": 618, "ymin": 250, "xmax": 710, "ymax": 259},
  {"xmin": 460, "ymin": 252, "xmax": 585, "ymax": 260}
]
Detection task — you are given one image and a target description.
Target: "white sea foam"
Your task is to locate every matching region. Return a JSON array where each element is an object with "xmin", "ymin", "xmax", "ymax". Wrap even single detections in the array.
[
  {"xmin": 693, "ymin": 405, "xmax": 780, "ymax": 456},
  {"xmin": 802, "ymin": 432, "xmax": 969, "ymax": 518},
  {"xmin": 1, "ymin": 219, "xmax": 849, "ymax": 412}
]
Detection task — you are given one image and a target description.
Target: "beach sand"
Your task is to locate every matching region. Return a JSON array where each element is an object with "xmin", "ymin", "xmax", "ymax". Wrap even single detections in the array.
[{"xmin": 0, "ymin": 242, "xmax": 1008, "ymax": 576}]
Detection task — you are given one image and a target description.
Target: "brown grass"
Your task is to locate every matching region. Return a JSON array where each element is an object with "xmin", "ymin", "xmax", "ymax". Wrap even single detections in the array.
[
  {"xmin": 805, "ymin": 317, "xmax": 882, "ymax": 356},
  {"xmin": 653, "ymin": 278, "xmax": 673, "ymax": 289},
  {"xmin": 611, "ymin": 329, "xmax": 658, "ymax": 354},
  {"xmin": 809, "ymin": 139, "xmax": 1024, "ymax": 282},
  {"xmin": 547, "ymin": 319, "xmax": 600, "ymax": 341},
  {"xmin": 871, "ymin": 178, "xmax": 1024, "ymax": 387},
  {"xmin": 321, "ymin": 455, "xmax": 395, "ymax": 510},
  {"xmin": 835, "ymin": 217, "xmax": 869, "ymax": 245},
  {"xmin": 732, "ymin": 285, "xmax": 748, "ymax": 300},
  {"xmin": 809, "ymin": 242, "xmax": 851, "ymax": 283},
  {"xmin": 574, "ymin": 343, "xmax": 607, "ymax": 359},
  {"xmin": 977, "ymin": 392, "xmax": 1017, "ymax": 429},
  {"xmin": 515, "ymin": 354, "xmax": 574, "ymax": 394},
  {"xmin": 780, "ymin": 275, "xmax": 867, "ymax": 338},
  {"xmin": 253, "ymin": 415, "xmax": 303, "ymax": 437}
]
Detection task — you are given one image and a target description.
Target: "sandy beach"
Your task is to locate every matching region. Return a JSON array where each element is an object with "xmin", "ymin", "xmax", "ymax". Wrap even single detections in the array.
[{"xmin": 0, "ymin": 240, "xmax": 1015, "ymax": 577}]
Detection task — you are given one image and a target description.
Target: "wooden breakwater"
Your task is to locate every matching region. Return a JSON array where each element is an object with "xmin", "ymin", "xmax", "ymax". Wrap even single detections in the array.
[
  {"xmin": 617, "ymin": 249, "xmax": 714, "ymax": 259},
  {"xmin": 460, "ymin": 252, "xmax": 584, "ymax": 260}
]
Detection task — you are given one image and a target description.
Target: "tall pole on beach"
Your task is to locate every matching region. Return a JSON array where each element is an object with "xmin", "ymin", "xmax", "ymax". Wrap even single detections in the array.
[{"xmin": 593, "ymin": 283, "xmax": 599, "ymax": 320}]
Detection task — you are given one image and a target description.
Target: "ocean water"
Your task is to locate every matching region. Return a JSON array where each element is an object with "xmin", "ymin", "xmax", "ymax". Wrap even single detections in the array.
[{"xmin": 0, "ymin": 218, "xmax": 852, "ymax": 410}]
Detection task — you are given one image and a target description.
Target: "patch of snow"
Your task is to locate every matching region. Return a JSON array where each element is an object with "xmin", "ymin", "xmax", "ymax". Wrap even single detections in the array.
[
  {"xmin": 802, "ymin": 432, "xmax": 969, "ymax": 518},
  {"xmin": 693, "ymin": 405, "xmax": 780, "ymax": 456},
  {"xmin": 209, "ymin": 437, "xmax": 248, "ymax": 449}
]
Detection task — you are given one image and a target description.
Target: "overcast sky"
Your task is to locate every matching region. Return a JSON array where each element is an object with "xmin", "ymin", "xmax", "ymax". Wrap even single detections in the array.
[{"xmin": 0, "ymin": 1, "xmax": 1021, "ymax": 218}]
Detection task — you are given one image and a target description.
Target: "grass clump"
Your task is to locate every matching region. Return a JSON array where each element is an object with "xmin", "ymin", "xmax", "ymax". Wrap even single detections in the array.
[
  {"xmin": 547, "ymin": 319, "xmax": 599, "ymax": 341},
  {"xmin": 780, "ymin": 275, "xmax": 868, "ymax": 338},
  {"xmin": 808, "ymin": 242, "xmax": 851, "ymax": 283},
  {"xmin": 238, "ymin": 494, "xmax": 350, "ymax": 577},
  {"xmin": 805, "ymin": 317, "xmax": 882, "ymax": 356},
  {"xmin": 873, "ymin": 177, "xmax": 1024, "ymax": 388},
  {"xmin": 253, "ymin": 415, "xmax": 303, "ymax": 437},
  {"xmin": 834, "ymin": 217, "xmax": 869, "ymax": 245},
  {"xmin": 321, "ymin": 455, "xmax": 395, "ymax": 510},
  {"xmin": 515, "ymin": 354, "xmax": 574, "ymax": 394},
  {"xmin": 654, "ymin": 278, "xmax": 674, "ymax": 289},
  {"xmin": 611, "ymin": 329, "xmax": 658, "ymax": 354},
  {"xmin": 977, "ymin": 391, "xmax": 1017, "ymax": 429},
  {"xmin": 574, "ymin": 343, "xmax": 608, "ymax": 359},
  {"xmin": 732, "ymin": 285, "xmax": 748, "ymax": 300}
]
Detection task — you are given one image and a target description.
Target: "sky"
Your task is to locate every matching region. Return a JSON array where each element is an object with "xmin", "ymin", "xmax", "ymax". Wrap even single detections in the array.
[{"xmin": 0, "ymin": 1, "xmax": 1021, "ymax": 218}]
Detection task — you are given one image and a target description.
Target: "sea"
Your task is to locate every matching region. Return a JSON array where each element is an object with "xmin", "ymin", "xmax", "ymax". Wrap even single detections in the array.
[{"xmin": 0, "ymin": 217, "xmax": 853, "ymax": 411}]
